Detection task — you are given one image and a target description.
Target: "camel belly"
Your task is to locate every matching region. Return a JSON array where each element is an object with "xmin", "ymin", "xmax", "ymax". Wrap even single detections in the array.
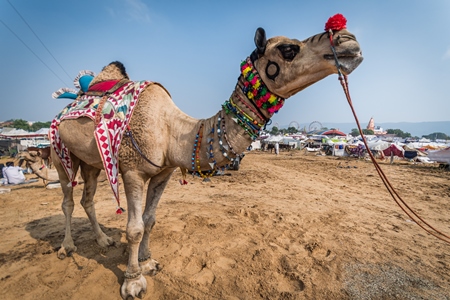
[{"xmin": 58, "ymin": 118, "xmax": 104, "ymax": 169}]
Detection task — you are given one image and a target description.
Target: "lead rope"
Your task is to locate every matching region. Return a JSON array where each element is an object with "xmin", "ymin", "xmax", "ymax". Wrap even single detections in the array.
[{"xmin": 329, "ymin": 30, "xmax": 450, "ymax": 244}]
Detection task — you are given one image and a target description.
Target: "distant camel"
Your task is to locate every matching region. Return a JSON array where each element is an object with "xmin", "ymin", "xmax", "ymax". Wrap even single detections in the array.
[
  {"xmin": 17, "ymin": 150, "xmax": 59, "ymax": 186},
  {"xmin": 26, "ymin": 146, "xmax": 52, "ymax": 168},
  {"xmin": 18, "ymin": 150, "xmax": 106, "ymax": 187}
]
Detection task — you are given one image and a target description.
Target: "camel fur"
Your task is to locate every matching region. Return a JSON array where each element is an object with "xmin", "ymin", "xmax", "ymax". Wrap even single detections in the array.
[{"xmin": 51, "ymin": 25, "xmax": 363, "ymax": 299}]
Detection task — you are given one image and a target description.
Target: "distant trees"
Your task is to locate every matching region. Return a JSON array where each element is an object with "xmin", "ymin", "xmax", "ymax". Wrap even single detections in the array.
[
  {"xmin": 350, "ymin": 128, "xmax": 374, "ymax": 136},
  {"xmin": 350, "ymin": 128, "xmax": 360, "ymax": 136},
  {"xmin": 422, "ymin": 132, "xmax": 449, "ymax": 140},
  {"xmin": 270, "ymin": 126, "xmax": 279, "ymax": 135},
  {"xmin": 30, "ymin": 121, "xmax": 51, "ymax": 131},
  {"xmin": 7, "ymin": 119, "xmax": 51, "ymax": 131},
  {"xmin": 12, "ymin": 119, "xmax": 30, "ymax": 130},
  {"xmin": 386, "ymin": 129, "xmax": 411, "ymax": 138}
]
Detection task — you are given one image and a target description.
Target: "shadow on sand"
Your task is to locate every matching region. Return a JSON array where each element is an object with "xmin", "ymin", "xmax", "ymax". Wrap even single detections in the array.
[{"xmin": 23, "ymin": 214, "xmax": 127, "ymax": 284}]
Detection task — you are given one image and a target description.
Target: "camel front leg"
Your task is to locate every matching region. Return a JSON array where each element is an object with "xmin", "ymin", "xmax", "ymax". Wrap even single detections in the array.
[
  {"xmin": 79, "ymin": 162, "xmax": 115, "ymax": 248},
  {"xmin": 139, "ymin": 168, "xmax": 175, "ymax": 275},
  {"xmin": 120, "ymin": 170, "xmax": 147, "ymax": 300}
]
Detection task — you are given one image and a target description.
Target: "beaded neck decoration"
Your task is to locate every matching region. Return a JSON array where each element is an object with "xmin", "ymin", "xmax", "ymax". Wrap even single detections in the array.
[{"xmin": 240, "ymin": 57, "xmax": 285, "ymax": 115}]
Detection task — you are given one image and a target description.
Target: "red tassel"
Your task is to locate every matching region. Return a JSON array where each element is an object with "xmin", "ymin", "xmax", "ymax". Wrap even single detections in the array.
[
  {"xmin": 67, "ymin": 181, "xmax": 78, "ymax": 187},
  {"xmin": 179, "ymin": 179, "xmax": 188, "ymax": 185},
  {"xmin": 116, "ymin": 207, "xmax": 125, "ymax": 214},
  {"xmin": 325, "ymin": 14, "xmax": 347, "ymax": 31}
]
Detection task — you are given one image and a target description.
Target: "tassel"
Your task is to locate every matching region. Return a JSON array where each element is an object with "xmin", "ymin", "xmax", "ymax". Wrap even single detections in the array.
[
  {"xmin": 73, "ymin": 70, "xmax": 95, "ymax": 91},
  {"xmin": 67, "ymin": 181, "xmax": 78, "ymax": 187},
  {"xmin": 179, "ymin": 167, "xmax": 188, "ymax": 185},
  {"xmin": 52, "ymin": 87, "xmax": 78, "ymax": 99},
  {"xmin": 116, "ymin": 207, "xmax": 126, "ymax": 214}
]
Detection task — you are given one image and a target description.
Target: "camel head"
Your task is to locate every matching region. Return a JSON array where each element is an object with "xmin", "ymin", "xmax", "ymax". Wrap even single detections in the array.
[
  {"xmin": 17, "ymin": 150, "xmax": 43, "ymax": 165},
  {"xmin": 250, "ymin": 14, "xmax": 363, "ymax": 100}
]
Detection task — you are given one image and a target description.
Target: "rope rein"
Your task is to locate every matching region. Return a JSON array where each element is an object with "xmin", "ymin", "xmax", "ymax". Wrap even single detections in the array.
[{"xmin": 329, "ymin": 30, "xmax": 450, "ymax": 244}]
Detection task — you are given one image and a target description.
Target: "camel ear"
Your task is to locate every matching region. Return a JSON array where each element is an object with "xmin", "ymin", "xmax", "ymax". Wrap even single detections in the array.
[
  {"xmin": 37, "ymin": 150, "xmax": 42, "ymax": 157},
  {"xmin": 254, "ymin": 27, "xmax": 267, "ymax": 54}
]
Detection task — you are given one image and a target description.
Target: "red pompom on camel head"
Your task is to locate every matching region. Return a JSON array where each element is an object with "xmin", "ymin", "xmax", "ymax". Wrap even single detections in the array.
[{"xmin": 325, "ymin": 13, "xmax": 347, "ymax": 31}]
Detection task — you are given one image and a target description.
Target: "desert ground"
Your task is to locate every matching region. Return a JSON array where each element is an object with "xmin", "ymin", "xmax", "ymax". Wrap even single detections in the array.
[{"xmin": 0, "ymin": 151, "xmax": 449, "ymax": 300}]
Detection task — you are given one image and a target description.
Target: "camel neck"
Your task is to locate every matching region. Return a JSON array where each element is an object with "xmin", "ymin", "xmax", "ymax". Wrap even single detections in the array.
[{"xmin": 189, "ymin": 57, "xmax": 285, "ymax": 176}]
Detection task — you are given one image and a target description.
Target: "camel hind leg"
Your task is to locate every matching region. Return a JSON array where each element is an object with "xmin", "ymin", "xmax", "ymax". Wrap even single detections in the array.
[
  {"xmin": 138, "ymin": 168, "xmax": 175, "ymax": 275},
  {"xmin": 79, "ymin": 161, "xmax": 115, "ymax": 248},
  {"xmin": 52, "ymin": 151, "xmax": 80, "ymax": 259}
]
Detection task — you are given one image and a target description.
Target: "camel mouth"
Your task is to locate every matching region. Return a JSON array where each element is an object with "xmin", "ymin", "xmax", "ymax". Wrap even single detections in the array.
[{"xmin": 324, "ymin": 51, "xmax": 363, "ymax": 74}]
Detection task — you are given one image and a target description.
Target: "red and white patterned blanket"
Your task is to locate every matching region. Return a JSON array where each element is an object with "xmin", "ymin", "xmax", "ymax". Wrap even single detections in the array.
[{"xmin": 49, "ymin": 80, "xmax": 152, "ymax": 206}]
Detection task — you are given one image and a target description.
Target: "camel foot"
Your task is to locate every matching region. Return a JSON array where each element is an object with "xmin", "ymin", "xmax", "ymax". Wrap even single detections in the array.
[
  {"xmin": 140, "ymin": 259, "xmax": 161, "ymax": 276},
  {"xmin": 96, "ymin": 234, "xmax": 116, "ymax": 248},
  {"xmin": 57, "ymin": 245, "xmax": 77, "ymax": 259},
  {"xmin": 121, "ymin": 274, "xmax": 147, "ymax": 300}
]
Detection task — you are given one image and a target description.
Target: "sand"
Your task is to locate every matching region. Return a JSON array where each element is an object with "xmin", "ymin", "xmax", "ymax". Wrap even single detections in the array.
[{"xmin": 0, "ymin": 151, "xmax": 449, "ymax": 299}]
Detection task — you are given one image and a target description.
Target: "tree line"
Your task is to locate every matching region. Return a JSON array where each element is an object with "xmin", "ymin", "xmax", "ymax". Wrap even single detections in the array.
[{"xmin": 2, "ymin": 119, "xmax": 51, "ymax": 132}]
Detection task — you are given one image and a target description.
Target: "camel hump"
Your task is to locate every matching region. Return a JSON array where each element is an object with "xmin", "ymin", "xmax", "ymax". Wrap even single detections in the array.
[{"xmin": 89, "ymin": 61, "xmax": 130, "ymax": 88}]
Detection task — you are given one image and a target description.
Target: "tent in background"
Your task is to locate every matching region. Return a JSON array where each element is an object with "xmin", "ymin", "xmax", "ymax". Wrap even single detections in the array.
[
  {"xmin": 427, "ymin": 147, "xmax": 450, "ymax": 164},
  {"xmin": 382, "ymin": 144, "xmax": 404, "ymax": 158}
]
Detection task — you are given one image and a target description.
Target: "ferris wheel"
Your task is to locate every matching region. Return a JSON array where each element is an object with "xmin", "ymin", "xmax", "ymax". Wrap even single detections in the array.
[
  {"xmin": 308, "ymin": 121, "xmax": 323, "ymax": 132},
  {"xmin": 288, "ymin": 121, "xmax": 300, "ymax": 130}
]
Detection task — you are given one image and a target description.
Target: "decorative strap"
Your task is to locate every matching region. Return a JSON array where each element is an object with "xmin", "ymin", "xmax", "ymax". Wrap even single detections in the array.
[{"xmin": 125, "ymin": 129, "xmax": 162, "ymax": 168}]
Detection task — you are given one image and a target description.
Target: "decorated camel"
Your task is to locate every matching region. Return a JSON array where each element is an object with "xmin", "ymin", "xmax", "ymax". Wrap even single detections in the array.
[{"xmin": 49, "ymin": 15, "xmax": 363, "ymax": 299}]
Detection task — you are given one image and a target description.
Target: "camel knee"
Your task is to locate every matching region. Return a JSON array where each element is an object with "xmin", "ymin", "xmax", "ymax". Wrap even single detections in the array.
[
  {"xmin": 61, "ymin": 201, "xmax": 75, "ymax": 216},
  {"xmin": 127, "ymin": 223, "xmax": 145, "ymax": 244},
  {"xmin": 143, "ymin": 215, "xmax": 156, "ymax": 232},
  {"xmin": 80, "ymin": 198, "xmax": 94, "ymax": 209}
]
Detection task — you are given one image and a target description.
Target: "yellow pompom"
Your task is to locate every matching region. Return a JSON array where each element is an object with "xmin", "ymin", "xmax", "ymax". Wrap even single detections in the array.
[{"xmin": 268, "ymin": 94, "xmax": 277, "ymax": 104}]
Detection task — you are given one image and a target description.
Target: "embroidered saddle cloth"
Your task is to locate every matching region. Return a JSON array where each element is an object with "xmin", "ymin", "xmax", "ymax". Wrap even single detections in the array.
[{"xmin": 49, "ymin": 80, "xmax": 152, "ymax": 202}]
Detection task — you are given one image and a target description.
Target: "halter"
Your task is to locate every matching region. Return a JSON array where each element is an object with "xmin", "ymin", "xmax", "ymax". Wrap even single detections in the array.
[{"xmin": 326, "ymin": 16, "xmax": 450, "ymax": 244}]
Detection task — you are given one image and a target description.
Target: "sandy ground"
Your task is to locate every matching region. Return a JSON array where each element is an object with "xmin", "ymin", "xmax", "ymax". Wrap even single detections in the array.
[{"xmin": 0, "ymin": 151, "xmax": 449, "ymax": 300}]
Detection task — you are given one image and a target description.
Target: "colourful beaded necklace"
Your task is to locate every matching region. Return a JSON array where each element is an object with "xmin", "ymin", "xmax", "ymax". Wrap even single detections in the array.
[
  {"xmin": 190, "ymin": 57, "xmax": 285, "ymax": 179},
  {"xmin": 191, "ymin": 123, "xmax": 216, "ymax": 180},
  {"xmin": 240, "ymin": 57, "xmax": 285, "ymax": 114},
  {"xmin": 216, "ymin": 112, "xmax": 237, "ymax": 160},
  {"xmin": 222, "ymin": 57, "xmax": 285, "ymax": 140}
]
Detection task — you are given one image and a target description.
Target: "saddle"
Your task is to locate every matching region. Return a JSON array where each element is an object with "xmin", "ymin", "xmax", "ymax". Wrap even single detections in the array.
[{"xmin": 84, "ymin": 79, "xmax": 131, "ymax": 97}]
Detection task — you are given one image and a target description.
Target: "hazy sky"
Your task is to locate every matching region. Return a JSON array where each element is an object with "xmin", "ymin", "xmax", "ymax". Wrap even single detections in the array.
[{"xmin": 1, "ymin": 0, "xmax": 449, "ymax": 128}]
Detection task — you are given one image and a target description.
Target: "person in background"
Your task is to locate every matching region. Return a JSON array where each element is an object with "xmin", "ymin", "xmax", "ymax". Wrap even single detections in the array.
[{"xmin": 2, "ymin": 161, "xmax": 26, "ymax": 185}]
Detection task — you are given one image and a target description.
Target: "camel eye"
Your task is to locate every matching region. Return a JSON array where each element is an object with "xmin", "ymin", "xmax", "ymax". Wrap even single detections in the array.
[{"xmin": 277, "ymin": 44, "xmax": 300, "ymax": 61}]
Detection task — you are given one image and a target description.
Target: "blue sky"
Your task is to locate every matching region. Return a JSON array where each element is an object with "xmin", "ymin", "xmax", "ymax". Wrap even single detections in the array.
[{"xmin": 1, "ymin": 0, "xmax": 449, "ymax": 128}]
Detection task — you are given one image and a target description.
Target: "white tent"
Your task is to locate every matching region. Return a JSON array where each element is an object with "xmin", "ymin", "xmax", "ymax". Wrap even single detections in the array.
[
  {"xmin": 332, "ymin": 141, "xmax": 348, "ymax": 157},
  {"xmin": 367, "ymin": 140, "xmax": 390, "ymax": 151},
  {"xmin": 427, "ymin": 147, "xmax": 450, "ymax": 164}
]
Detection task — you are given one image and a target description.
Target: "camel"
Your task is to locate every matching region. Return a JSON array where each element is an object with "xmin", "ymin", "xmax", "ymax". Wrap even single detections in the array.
[
  {"xmin": 50, "ymin": 15, "xmax": 363, "ymax": 299},
  {"xmin": 26, "ymin": 146, "xmax": 52, "ymax": 168},
  {"xmin": 17, "ymin": 150, "xmax": 59, "ymax": 185},
  {"xmin": 17, "ymin": 150, "xmax": 105, "ymax": 187}
]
